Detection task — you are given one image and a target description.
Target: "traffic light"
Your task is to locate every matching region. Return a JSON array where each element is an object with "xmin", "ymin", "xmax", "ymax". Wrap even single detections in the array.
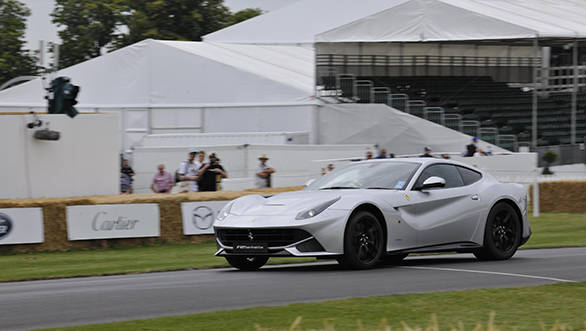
[{"xmin": 47, "ymin": 76, "xmax": 80, "ymax": 118}]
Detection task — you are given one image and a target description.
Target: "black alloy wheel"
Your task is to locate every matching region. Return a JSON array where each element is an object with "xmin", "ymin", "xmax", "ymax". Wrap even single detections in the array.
[
  {"xmin": 225, "ymin": 256, "xmax": 269, "ymax": 271},
  {"xmin": 474, "ymin": 202, "xmax": 521, "ymax": 261},
  {"xmin": 338, "ymin": 211, "xmax": 384, "ymax": 269}
]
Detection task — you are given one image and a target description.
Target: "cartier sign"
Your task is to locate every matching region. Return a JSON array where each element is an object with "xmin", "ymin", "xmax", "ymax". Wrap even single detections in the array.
[{"xmin": 67, "ymin": 204, "xmax": 160, "ymax": 240}]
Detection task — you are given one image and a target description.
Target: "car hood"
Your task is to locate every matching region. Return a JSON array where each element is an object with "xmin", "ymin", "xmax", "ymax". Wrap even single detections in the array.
[
  {"xmin": 231, "ymin": 190, "xmax": 346, "ymax": 216},
  {"xmin": 230, "ymin": 189, "xmax": 404, "ymax": 216}
]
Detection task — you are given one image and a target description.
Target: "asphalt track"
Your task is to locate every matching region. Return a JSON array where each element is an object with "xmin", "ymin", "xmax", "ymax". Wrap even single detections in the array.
[{"xmin": 1, "ymin": 247, "xmax": 585, "ymax": 331}]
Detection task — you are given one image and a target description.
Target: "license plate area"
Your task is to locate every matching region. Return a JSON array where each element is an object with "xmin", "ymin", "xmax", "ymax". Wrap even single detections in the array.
[{"xmin": 233, "ymin": 242, "xmax": 268, "ymax": 253}]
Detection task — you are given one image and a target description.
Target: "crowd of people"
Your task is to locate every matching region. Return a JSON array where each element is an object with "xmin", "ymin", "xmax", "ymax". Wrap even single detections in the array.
[
  {"xmin": 121, "ymin": 138, "xmax": 494, "ymax": 193},
  {"xmin": 120, "ymin": 148, "xmax": 276, "ymax": 194},
  {"xmin": 362, "ymin": 137, "xmax": 494, "ymax": 162}
]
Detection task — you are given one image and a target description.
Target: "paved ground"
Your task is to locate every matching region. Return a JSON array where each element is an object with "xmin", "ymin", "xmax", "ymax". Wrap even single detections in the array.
[{"xmin": 1, "ymin": 247, "xmax": 585, "ymax": 331}]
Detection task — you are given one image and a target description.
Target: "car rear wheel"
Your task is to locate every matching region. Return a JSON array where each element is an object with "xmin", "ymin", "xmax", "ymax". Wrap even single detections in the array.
[
  {"xmin": 337, "ymin": 211, "xmax": 384, "ymax": 269},
  {"xmin": 225, "ymin": 256, "xmax": 269, "ymax": 271},
  {"xmin": 474, "ymin": 202, "xmax": 521, "ymax": 261}
]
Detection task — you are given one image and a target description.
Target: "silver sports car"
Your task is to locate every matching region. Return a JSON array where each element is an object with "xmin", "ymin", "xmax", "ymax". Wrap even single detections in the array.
[{"xmin": 214, "ymin": 158, "xmax": 531, "ymax": 270}]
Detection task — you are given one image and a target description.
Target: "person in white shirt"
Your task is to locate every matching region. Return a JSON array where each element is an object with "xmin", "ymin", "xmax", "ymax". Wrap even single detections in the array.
[
  {"xmin": 178, "ymin": 148, "xmax": 202, "ymax": 192},
  {"xmin": 255, "ymin": 154, "xmax": 276, "ymax": 188}
]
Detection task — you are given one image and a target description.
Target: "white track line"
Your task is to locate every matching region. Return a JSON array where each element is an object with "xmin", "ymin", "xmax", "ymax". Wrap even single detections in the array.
[{"xmin": 401, "ymin": 266, "xmax": 576, "ymax": 283}]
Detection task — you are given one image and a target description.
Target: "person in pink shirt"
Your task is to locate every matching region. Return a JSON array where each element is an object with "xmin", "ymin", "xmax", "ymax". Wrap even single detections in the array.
[{"xmin": 151, "ymin": 164, "xmax": 174, "ymax": 193}]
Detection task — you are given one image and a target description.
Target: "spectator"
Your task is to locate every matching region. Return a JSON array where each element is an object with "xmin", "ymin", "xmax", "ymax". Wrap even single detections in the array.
[
  {"xmin": 465, "ymin": 137, "xmax": 478, "ymax": 157},
  {"xmin": 474, "ymin": 147, "xmax": 488, "ymax": 157},
  {"xmin": 376, "ymin": 148, "xmax": 387, "ymax": 159},
  {"xmin": 365, "ymin": 151, "xmax": 373, "ymax": 160},
  {"xmin": 322, "ymin": 163, "xmax": 335, "ymax": 176},
  {"xmin": 120, "ymin": 173, "xmax": 132, "ymax": 194},
  {"xmin": 121, "ymin": 159, "xmax": 135, "ymax": 192},
  {"xmin": 420, "ymin": 146, "xmax": 434, "ymax": 157},
  {"xmin": 197, "ymin": 153, "xmax": 227, "ymax": 192},
  {"xmin": 151, "ymin": 164, "xmax": 174, "ymax": 193},
  {"xmin": 256, "ymin": 154, "xmax": 276, "ymax": 188},
  {"xmin": 177, "ymin": 148, "xmax": 202, "ymax": 192}
]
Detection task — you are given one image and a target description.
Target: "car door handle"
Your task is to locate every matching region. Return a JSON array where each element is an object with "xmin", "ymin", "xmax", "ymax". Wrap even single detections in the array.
[{"xmin": 471, "ymin": 194, "xmax": 479, "ymax": 200}]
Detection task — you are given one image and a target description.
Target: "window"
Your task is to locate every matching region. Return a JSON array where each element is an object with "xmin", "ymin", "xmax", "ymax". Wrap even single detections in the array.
[
  {"xmin": 414, "ymin": 164, "xmax": 464, "ymax": 189},
  {"xmin": 457, "ymin": 166, "xmax": 482, "ymax": 185}
]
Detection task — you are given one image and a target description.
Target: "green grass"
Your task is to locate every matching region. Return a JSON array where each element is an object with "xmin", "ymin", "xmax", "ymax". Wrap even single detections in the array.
[
  {"xmin": 39, "ymin": 281, "xmax": 586, "ymax": 331},
  {"xmin": 524, "ymin": 212, "xmax": 586, "ymax": 248},
  {"xmin": 0, "ymin": 242, "xmax": 314, "ymax": 282},
  {"xmin": 1, "ymin": 212, "xmax": 584, "ymax": 282}
]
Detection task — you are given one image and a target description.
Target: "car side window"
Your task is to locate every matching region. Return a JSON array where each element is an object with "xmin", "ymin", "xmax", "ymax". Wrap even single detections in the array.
[
  {"xmin": 414, "ymin": 164, "xmax": 464, "ymax": 189},
  {"xmin": 457, "ymin": 166, "xmax": 482, "ymax": 185}
]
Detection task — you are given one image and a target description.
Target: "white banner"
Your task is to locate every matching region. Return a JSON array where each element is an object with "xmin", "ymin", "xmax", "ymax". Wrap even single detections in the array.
[
  {"xmin": 181, "ymin": 201, "xmax": 229, "ymax": 235},
  {"xmin": 67, "ymin": 204, "xmax": 160, "ymax": 241},
  {"xmin": 0, "ymin": 208, "xmax": 44, "ymax": 245}
]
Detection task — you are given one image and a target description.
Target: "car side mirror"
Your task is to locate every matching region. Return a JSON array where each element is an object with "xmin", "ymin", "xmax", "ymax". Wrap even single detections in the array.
[
  {"xmin": 304, "ymin": 178, "xmax": 316, "ymax": 187},
  {"xmin": 419, "ymin": 176, "xmax": 446, "ymax": 191}
]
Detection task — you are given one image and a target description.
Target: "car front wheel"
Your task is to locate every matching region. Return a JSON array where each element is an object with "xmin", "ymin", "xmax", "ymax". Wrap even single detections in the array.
[
  {"xmin": 225, "ymin": 256, "xmax": 269, "ymax": 271},
  {"xmin": 337, "ymin": 211, "xmax": 384, "ymax": 269},
  {"xmin": 474, "ymin": 202, "xmax": 521, "ymax": 261}
]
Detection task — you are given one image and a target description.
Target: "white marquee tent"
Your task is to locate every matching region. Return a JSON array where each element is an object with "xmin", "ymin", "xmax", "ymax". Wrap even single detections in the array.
[
  {"xmin": 0, "ymin": 39, "xmax": 315, "ymax": 110},
  {"xmin": 205, "ymin": 0, "xmax": 586, "ymax": 44}
]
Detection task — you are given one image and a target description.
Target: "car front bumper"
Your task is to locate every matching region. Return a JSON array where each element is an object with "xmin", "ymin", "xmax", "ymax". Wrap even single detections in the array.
[{"xmin": 213, "ymin": 209, "xmax": 349, "ymax": 257}]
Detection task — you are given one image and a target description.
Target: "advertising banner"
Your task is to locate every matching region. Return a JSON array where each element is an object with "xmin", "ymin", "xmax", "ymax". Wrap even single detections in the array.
[
  {"xmin": 0, "ymin": 208, "xmax": 44, "ymax": 245},
  {"xmin": 67, "ymin": 204, "xmax": 160, "ymax": 240},
  {"xmin": 181, "ymin": 200, "xmax": 229, "ymax": 235}
]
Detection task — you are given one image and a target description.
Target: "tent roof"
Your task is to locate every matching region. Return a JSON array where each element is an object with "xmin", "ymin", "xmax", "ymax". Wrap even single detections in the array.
[
  {"xmin": 317, "ymin": 0, "xmax": 586, "ymax": 42},
  {"xmin": 204, "ymin": 0, "xmax": 586, "ymax": 44},
  {"xmin": 0, "ymin": 40, "xmax": 315, "ymax": 108},
  {"xmin": 203, "ymin": 0, "xmax": 409, "ymax": 44}
]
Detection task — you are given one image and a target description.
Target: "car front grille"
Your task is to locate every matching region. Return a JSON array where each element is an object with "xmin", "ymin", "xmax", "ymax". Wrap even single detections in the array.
[{"xmin": 216, "ymin": 228, "xmax": 311, "ymax": 248}]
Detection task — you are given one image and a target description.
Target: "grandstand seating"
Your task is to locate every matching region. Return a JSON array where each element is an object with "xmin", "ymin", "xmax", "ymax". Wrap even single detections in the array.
[{"xmin": 319, "ymin": 74, "xmax": 586, "ymax": 149}]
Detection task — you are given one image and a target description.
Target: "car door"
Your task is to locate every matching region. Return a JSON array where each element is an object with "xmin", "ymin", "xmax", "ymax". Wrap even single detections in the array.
[{"xmin": 404, "ymin": 164, "xmax": 482, "ymax": 247}]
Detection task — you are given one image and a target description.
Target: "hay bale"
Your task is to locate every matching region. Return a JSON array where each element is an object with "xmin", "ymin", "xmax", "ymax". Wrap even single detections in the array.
[
  {"xmin": 530, "ymin": 180, "xmax": 586, "ymax": 213},
  {"xmin": 0, "ymin": 187, "xmax": 303, "ymax": 253}
]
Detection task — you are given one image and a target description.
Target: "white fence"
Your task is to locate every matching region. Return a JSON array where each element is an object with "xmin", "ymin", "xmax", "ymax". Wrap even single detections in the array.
[
  {"xmin": 131, "ymin": 144, "xmax": 375, "ymax": 193},
  {"xmin": 0, "ymin": 113, "xmax": 120, "ymax": 199}
]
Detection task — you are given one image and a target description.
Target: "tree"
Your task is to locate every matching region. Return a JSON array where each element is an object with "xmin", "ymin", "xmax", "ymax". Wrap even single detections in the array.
[
  {"xmin": 541, "ymin": 151, "xmax": 558, "ymax": 175},
  {"xmin": 228, "ymin": 8, "xmax": 262, "ymax": 26},
  {"xmin": 0, "ymin": 0, "xmax": 37, "ymax": 86},
  {"xmin": 51, "ymin": 0, "xmax": 126, "ymax": 68},
  {"xmin": 116, "ymin": 0, "xmax": 233, "ymax": 47}
]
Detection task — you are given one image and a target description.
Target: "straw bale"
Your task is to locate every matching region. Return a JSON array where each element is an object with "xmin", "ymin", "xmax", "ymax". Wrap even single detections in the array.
[
  {"xmin": 0, "ymin": 187, "xmax": 303, "ymax": 253},
  {"xmin": 530, "ymin": 180, "xmax": 586, "ymax": 213}
]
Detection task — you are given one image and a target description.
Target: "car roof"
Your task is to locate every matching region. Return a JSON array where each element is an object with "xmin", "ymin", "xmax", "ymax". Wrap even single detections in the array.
[{"xmin": 359, "ymin": 157, "xmax": 482, "ymax": 172}]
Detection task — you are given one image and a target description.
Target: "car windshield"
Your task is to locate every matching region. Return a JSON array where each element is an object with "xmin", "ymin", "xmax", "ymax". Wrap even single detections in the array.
[{"xmin": 305, "ymin": 161, "xmax": 420, "ymax": 191}]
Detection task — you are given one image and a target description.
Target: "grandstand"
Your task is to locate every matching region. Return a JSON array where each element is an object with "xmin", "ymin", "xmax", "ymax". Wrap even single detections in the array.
[{"xmin": 317, "ymin": 70, "xmax": 586, "ymax": 150}]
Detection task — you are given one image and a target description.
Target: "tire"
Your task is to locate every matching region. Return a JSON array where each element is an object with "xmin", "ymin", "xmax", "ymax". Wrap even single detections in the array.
[
  {"xmin": 474, "ymin": 202, "xmax": 521, "ymax": 261},
  {"xmin": 381, "ymin": 253, "xmax": 408, "ymax": 265},
  {"xmin": 225, "ymin": 256, "xmax": 269, "ymax": 271},
  {"xmin": 337, "ymin": 211, "xmax": 385, "ymax": 269}
]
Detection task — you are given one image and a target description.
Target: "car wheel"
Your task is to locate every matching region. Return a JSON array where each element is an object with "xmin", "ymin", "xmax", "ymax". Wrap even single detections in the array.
[
  {"xmin": 381, "ymin": 253, "xmax": 408, "ymax": 265},
  {"xmin": 225, "ymin": 256, "xmax": 269, "ymax": 271},
  {"xmin": 474, "ymin": 202, "xmax": 521, "ymax": 261},
  {"xmin": 337, "ymin": 211, "xmax": 384, "ymax": 269}
]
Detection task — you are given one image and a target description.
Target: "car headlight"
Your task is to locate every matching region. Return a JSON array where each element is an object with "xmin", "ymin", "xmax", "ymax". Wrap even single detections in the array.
[
  {"xmin": 216, "ymin": 201, "xmax": 235, "ymax": 221},
  {"xmin": 295, "ymin": 197, "xmax": 340, "ymax": 220}
]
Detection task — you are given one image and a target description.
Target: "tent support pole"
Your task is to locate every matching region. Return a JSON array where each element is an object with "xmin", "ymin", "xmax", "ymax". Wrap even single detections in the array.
[
  {"xmin": 532, "ymin": 37, "xmax": 539, "ymax": 150},
  {"xmin": 571, "ymin": 39, "xmax": 578, "ymax": 145}
]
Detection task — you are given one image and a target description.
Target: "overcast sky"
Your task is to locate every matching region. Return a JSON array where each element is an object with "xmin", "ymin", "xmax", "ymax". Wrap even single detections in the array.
[{"xmin": 20, "ymin": 0, "xmax": 297, "ymax": 51}]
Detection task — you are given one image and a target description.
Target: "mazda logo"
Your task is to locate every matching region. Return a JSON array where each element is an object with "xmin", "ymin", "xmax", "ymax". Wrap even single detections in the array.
[
  {"xmin": 192, "ymin": 206, "xmax": 215, "ymax": 230},
  {"xmin": 0, "ymin": 212, "xmax": 13, "ymax": 240},
  {"xmin": 248, "ymin": 230, "xmax": 254, "ymax": 241}
]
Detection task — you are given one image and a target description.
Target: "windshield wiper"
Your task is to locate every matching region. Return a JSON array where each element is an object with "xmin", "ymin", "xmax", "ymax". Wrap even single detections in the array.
[
  {"xmin": 366, "ymin": 187, "xmax": 393, "ymax": 190},
  {"xmin": 319, "ymin": 186, "xmax": 359, "ymax": 190}
]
